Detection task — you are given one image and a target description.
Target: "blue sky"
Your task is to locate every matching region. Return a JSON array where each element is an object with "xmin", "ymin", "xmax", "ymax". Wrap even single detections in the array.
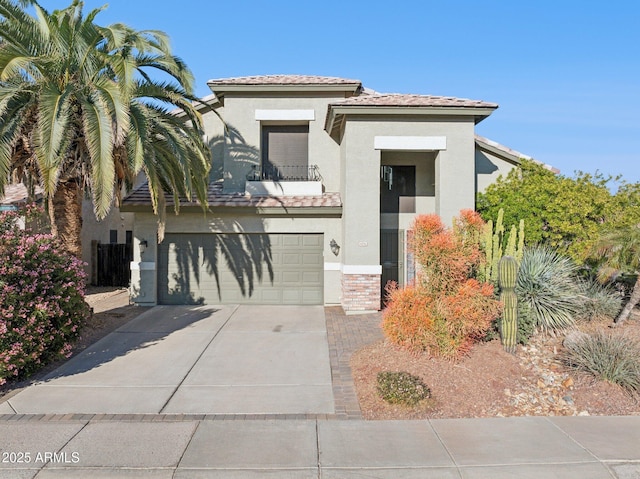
[{"xmin": 43, "ymin": 0, "xmax": 639, "ymax": 185}]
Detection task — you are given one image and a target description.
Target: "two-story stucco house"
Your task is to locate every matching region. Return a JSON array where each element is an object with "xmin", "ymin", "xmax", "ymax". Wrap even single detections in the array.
[{"xmin": 121, "ymin": 75, "xmax": 540, "ymax": 312}]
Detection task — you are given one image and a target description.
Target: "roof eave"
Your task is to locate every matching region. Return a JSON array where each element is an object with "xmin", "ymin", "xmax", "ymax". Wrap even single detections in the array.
[
  {"xmin": 207, "ymin": 82, "xmax": 362, "ymax": 100},
  {"xmin": 170, "ymin": 93, "xmax": 222, "ymax": 118},
  {"xmin": 475, "ymin": 136, "xmax": 525, "ymax": 166},
  {"xmin": 325, "ymin": 105, "xmax": 498, "ymax": 138},
  {"xmin": 474, "ymin": 135, "xmax": 560, "ymax": 173},
  {"xmin": 120, "ymin": 203, "xmax": 343, "ymax": 216}
]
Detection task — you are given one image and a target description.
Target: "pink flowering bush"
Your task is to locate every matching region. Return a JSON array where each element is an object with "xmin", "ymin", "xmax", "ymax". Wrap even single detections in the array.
[{"xmin": 0, "ymin": 206, "xmax": 90, "ymax": 385}]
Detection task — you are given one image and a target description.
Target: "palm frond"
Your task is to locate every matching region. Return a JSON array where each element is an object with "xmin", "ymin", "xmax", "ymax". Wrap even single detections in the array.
[
  {"xmin": 591, "ymin": 226, "xmax": 640, "ymax": 281},
  {"xmin": 34, "ymin": 83, "xmax": 73, "ymax": 194},
  {"xmin": 80, "ymin": 92, "xmax": 115, "ymax": 219},
  {"xmin": 93, "ymin": 75, "xmax": 129, "ymax": 143}
]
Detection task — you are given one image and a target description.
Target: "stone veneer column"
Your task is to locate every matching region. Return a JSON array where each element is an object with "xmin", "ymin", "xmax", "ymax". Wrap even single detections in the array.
[{"xmin": 341, "ymin": 272, "xmax": 381, "ymax": 312}]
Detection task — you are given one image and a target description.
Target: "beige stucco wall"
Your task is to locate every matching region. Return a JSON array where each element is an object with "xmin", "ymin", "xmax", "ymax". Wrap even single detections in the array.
[
  {"xmin": 217, "ymin": 94, "xmax": 343, "ymax": 194},
  {"xmin": 129, "ymin": 100, "xmax": 491, "ymax": 307},
  {"xmin": 475, "ymin": 147, "xmax": 518, "ymax": 193},
  {"xmin": 130, "ymin": 210, "xmax": 343, "ymax": 306},
  {"xmin": 340, "ymin": 116, "xmax": 477, "ymax": 270},
  {"xmin": 201, "ymin": 106, "xmax": 226, "ymax": 182}
]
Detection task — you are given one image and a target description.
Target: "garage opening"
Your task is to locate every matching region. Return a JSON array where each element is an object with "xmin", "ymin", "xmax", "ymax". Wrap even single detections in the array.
[{"xmin": 157, "ymin": 233, "xmax": 323, "ymax": 305}]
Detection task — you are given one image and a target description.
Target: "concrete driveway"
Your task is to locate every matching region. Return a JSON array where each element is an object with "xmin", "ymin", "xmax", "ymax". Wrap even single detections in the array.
[{"xmin": 1, "ymin": 305, "xmax": 335, "ymax": 415}]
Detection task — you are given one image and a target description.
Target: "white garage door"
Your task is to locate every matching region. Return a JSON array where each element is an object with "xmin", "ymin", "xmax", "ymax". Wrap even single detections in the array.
[{"xmin": 157, "ymin": 233, "xmax": 323, "ymax": 305}]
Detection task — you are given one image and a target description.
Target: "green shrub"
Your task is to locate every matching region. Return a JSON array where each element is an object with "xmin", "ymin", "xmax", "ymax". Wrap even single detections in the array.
[
  {"xmin": 376, "ymin": 371, "xmax": 431, "ymax": 406},
  {"xmin": 516, "ymin": 246, "xmax": 580, "ymax": 332},
  {"xmin": 575, "ymin": 278, "xmax": 622, "ymax": 321},
  {"xmin": 560, "ymin": 331, "xmax": 640, "ymax": 395}
]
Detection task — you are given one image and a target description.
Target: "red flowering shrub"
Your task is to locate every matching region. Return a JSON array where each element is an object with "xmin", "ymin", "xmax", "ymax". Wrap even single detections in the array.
[
  {"xmin": 382, "ymin": 211, "xmax": 500, "ymax": 359},
  {"xmin": 410, "ymin": 210, "xmax": 485, "ymax": 292},
  {"xmin": 0, "ymin": 207, "xmax": 90, "ymax": 385}
]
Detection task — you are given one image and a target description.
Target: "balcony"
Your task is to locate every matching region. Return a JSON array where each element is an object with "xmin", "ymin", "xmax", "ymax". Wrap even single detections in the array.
[{"xmin": 245, "ymin": 164, "xmax": 323, "ymax": 196}]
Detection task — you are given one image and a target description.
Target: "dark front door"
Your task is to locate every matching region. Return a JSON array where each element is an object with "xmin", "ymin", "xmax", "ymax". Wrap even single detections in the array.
[
  {"xmin": 380, "ymin": 165, "xmax": 416, "ymax": 213},
  {"xmin": 380, "ymin": 229, "xmax": 404, "ymax": 305}
]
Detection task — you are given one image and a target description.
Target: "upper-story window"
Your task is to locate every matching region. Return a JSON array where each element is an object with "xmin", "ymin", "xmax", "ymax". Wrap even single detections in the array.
[{"xmin": 261, "ymin": 125, "xmax": 309, "ymax": 180}]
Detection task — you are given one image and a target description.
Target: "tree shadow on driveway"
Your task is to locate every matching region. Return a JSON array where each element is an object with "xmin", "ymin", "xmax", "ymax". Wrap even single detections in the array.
[{"xmin": 36, "ymin": 305, "xmax": 227, "ymax": 384}]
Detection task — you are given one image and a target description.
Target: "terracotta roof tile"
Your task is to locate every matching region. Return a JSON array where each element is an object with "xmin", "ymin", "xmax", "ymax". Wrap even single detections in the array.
[
  {"xmin": 331, "ymin": 93, "xmax": 498, "ymax": 109},
  {"xmin": 122, "ymin": 181, "xmax": 342, "ymax": 209},
  {"xmin": 207, "ymin": 75, "xmax": 361, "ymax": 86},
  {"xmin": 1, "ymin": 183, "xmax": 43, "ymax": 205}
]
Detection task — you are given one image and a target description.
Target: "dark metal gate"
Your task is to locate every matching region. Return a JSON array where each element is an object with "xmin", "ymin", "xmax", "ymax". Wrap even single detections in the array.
[
  {"xmin": 380, "ymin": 229, "xmax": 404, "ymax": 305},
  {"xmin": 96, "ymin": 243, "xmax": 132, "ymax": 287}
]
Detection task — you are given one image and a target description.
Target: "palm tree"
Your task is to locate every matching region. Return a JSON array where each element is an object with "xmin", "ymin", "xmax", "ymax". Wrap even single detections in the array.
[
  {"xmin": 590, "ymin": 225, "xmax": 640, "ymax": 325},
  {"xmin": 0, "ymin": 0, "xmax": 210, "ymax": 257}
]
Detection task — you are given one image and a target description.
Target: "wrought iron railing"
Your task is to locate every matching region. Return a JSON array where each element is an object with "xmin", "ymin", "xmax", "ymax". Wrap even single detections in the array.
[{"xmin": 246, "ymin": 164, "xmax": 322, "ymax": 182}]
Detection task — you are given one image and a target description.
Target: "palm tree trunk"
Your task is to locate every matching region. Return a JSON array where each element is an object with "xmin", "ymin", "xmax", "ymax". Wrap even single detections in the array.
[
  {"xmin": 615, "ymin": 275, "xmax": 640, "ymax": 324},
  {"xmin": 49, "ymin": 179, "xmax": 83, "ymax": 258}
]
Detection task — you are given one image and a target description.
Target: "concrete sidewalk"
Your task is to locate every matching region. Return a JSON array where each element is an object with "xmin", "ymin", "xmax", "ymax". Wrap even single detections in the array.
[
  {"xmin": 1, "ymin": 305, "xmax": 334, "ymax": 415},
  {"xmin": 0, "ymin": 415, "xmax": 639, "ymax": 478}
]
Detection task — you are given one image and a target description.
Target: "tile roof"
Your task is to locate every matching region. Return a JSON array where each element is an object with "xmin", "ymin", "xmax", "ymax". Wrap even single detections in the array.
[
  {"xmin": 207, "ymin": 75, "xmax": 361, "ymax": 86},
  {"xmin": 331, "ymin": 93, "xmax": 498, "ymax": 109},
  {"xmin": 475, "ymin": 135, "xmax": 560, "ymax": 173},
  {"xmin": 122, "ymin": 181, "xmax": 342, "ymax": 209},
  {"xmin": 1, "ymin": 183, "xmax": 43, "ymax": 205}
]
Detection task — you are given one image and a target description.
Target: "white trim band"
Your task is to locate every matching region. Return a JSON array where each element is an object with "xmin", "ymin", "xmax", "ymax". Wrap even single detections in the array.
[
  {"xmin": 324, "ymin": 262, "xmax": 342, "ymax": 271},
  {"xmin": 374, "ymin": 135, "xmax": 447, "ymax": 151},
  {"xmin": 255, "ymin": 109, "xmax": 315, "ymax": 121},
  {"xmin": 130, "ymin": 262, "xmax": 156, "ymax": 271},
  {"xmin": 342, "ymin": 265, "xmax": 382, "ymax": 275}
]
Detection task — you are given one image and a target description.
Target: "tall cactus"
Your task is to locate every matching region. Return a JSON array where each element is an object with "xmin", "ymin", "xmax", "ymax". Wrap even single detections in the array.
[
  {"xmin": 516, "ymin": 219, "xmax": 525, "ymax": 263},
  {"xmin": 498, "ymin": 256, "xmax": 519, "ymax": 354},
  {"xmin": 490, "ymin": 209, "xmax": 505, "ymax": 282},
  {"xmin": 481, "ymin": 209, "xmax": 525, "ymax": 283},
  {"xmin": 482, "ymin": 219, "xmax": 493, "ymax": 282}
]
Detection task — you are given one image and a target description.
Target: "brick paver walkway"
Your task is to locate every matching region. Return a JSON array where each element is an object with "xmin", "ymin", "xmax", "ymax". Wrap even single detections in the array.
[{"xmin": 324, "ymin": 307, "xmax": 384, "ymax": 419}]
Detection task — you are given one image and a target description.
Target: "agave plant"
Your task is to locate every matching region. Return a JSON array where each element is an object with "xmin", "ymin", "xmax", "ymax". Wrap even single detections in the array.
[{"xmin": 516, "ymin": 246, "xmax": 580, "ymax": 332}]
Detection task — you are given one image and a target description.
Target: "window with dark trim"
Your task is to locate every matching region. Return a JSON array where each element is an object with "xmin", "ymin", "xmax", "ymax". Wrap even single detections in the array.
[
  {"xmin": 261, "ymin": 125, "xmax": 309, "ymax": 180},
  {"xmin": 109, "ymin": 229, "xmax": 118, "ymax": 244}
]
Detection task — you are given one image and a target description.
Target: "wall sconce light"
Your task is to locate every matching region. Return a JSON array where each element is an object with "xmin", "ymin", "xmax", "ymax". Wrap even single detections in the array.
[
  {"xmin": 330, "ymin": 239, "xmax": 340, "ymax": 256},
  {"xmin": 139, "ymin": 240, "xmax": 148, "ymax": 254}
]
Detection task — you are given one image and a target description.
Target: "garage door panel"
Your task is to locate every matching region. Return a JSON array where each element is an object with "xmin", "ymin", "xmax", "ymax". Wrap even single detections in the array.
[
  {"xmin": 302, "ymin": 271, "xmax": 322, "ymax": 284},
  {"xmin": 282, "ymin": 271, "xmax": 302, "ymax": 283},
  {"xmin": 302, "ymin": 235, "xmax": 322, "ymax": 247},
  {"xmin": 302, "ymin": 290, "xmax": 323, "ymax": 304},
  {"xmin": 158, "ymin": 233, "xmax": 323, "ymax": 305},
  {"xmin": 260, "ymin": 289, "xmax": 282, "ymax": 303},
  {"xmin": 302, "ymin": 253, "xmax": 322, "ymax": 265},
  {"xmin": 270, "ymin": 252, "xmax": 282, "ymax": 264},
  {"xmin": 282, "ymin": 289, "xmax": 302, "ymax": 304},
  {"xmin": 282, "ymin": 235, "xmax": 302, "ymax": 247},
  {"xmin": 282, "ymin": 253, "xmax": 304, "ymax": 265}
]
